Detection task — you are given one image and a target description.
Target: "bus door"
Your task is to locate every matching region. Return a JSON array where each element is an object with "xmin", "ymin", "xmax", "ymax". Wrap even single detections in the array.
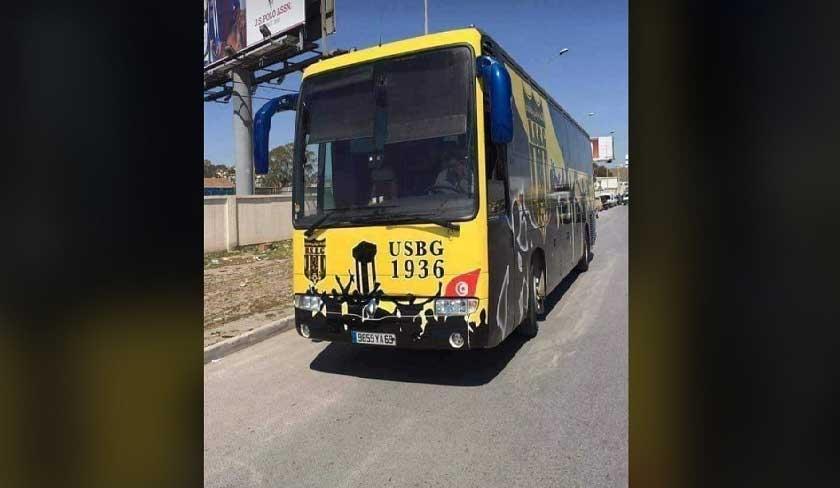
[
  {"xmin": 486, "ymin": 139, "xmax": 521, "ymax": 343},
  {"xmin": 556, "ymin": 169, "xmax": 574, "ymax": 276},
  {"xmin": 572, "ymin": 177, "xmax": 586, "ymax": 261},
  {"xmin": 568, "ymin": 176, "xmax": 579, "ymax": 268}
]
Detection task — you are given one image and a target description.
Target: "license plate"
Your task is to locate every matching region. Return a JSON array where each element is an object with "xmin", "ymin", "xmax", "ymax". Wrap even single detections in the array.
[{"xmin": 351, "ymin": 331, "xmax": 396, "ymax": 346}]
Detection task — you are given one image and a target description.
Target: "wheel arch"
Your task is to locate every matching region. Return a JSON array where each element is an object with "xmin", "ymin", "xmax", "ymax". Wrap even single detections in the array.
[{"xmin": 530, "ymin": 245, "xmax": 545, "ymax": 270}]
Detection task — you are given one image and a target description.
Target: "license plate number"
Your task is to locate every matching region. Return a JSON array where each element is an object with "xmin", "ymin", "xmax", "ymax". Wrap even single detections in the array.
[{"xmin": 352, "ymin": 331, "xmax": 396, "ymax": 346}]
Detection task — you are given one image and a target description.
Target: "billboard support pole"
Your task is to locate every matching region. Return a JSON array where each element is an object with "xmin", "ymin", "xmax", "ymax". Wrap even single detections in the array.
[
  {"xmin": 321, "ymin": 1, "xmax": 328, "ymax": 53},
  {"xmin": 232, "ymin": 68, "xmax": 255, "ymax": 195}
]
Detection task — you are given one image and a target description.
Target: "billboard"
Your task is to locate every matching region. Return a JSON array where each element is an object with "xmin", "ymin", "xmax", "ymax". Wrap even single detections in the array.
[
  {"xmin": 205, "ymin": 0, "xmax": 248, "ymax": 66},
  {"xmin": 204, "ymin": 0, "xmax": 307, "ymax": 67},
  {"xmin": 590, "ymin": 136, "xmax": 614, "ymax": 162},
  {"xmin": 246, "ymin": 0, "xmax": 306, "ymax": 49}
]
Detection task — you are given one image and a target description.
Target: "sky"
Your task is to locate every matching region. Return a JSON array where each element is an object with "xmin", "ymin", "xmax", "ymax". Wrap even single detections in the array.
[{"xmin": 204, "ymin": 0, "xmax": 628, "ymax": 168}]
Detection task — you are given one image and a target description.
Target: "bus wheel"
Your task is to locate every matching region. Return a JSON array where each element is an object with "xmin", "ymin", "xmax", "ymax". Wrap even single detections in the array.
[
  {"xmin": 576, "ymin": 228, "xmax": 591, "ymax": 272},
  {"xmin": 534, "ymin": 262, "xmax": 546, "ymax": 317},
  {"xmin": 517, "ymin": 259, "xmax": 542, "ymax": 338}
]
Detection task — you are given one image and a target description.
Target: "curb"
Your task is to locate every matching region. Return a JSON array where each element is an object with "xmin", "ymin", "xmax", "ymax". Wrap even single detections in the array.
[{"xmin": 204, "ymin": 315, "xmax": 296, "ymax": 364}]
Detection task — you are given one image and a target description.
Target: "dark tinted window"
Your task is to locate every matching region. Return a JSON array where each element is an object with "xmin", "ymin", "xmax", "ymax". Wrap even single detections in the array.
[{"xmin": 294, "ymin": 47, "xmax": 476, "ymax": 228}]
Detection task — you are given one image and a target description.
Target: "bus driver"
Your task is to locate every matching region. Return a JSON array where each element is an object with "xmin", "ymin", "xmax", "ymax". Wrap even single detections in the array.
[{"xmin": 430, "ymin": 152, "xmax": 472, "ymax": 195}]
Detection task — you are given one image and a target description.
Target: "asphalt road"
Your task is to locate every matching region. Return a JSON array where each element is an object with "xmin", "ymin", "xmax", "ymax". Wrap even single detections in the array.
[{"xmin": 205, "ymin": 205, "xmax": 628, "ymax": 488}]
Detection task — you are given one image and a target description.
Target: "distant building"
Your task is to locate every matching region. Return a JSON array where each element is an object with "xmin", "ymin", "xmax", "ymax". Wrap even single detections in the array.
[
  {"xmin": 595, "ymin": 176, "xmax": 620, "ymax": 192},
  {"xmin": 204, "ymin": 177, "xmax": 234, "ymax": 196}
]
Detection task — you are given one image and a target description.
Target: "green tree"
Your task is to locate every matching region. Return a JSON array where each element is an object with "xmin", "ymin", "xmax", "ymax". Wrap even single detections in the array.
[
  {"xmin": 593, "ymin": 163, "xmax": 609, "ymax": 177},
  {"xmin": 204, "ymin": 159, "xmax": 234, "ymax": 178},
  {"xmin": 203, "ymin": 159, "xmax": 217, "ymax": 177},
  {"xmin": 262, "ymin": 143, "xmax": 316, "ymax": 189},
  {"xmin": 263, "ymin": 143, "xmax": 295, "ymax": 189}
]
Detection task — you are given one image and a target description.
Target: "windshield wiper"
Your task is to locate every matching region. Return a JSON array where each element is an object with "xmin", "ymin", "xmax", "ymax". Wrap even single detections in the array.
[
  {"xmin": 304, "ymin": 208, "xmax": 349, "ymax": 237},
  {"xmin": 365, "ymin": 212, "xmax": 461, "ymax": 231},
  {"xmin": 303, "ymin": 204, "xmax": 400, "ymax": 237},
  {"xmin": 427, "ymin": 218, "xmax": 460, "ymax": 231}
]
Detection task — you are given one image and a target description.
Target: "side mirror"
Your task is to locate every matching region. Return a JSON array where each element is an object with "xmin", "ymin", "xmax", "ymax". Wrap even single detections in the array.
[
  {"xmin": 477, "ymin": 56, "xmax": 513, "ymax": 145},
  {"xmin": 253, "ymin": 93, "xmax": 299, "ymax": 174}
]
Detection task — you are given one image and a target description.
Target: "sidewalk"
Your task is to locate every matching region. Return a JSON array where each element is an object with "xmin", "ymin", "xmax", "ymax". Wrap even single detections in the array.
[{"xmin": 204, "ymin": 240, "xmax": 294, "ymax": 349}]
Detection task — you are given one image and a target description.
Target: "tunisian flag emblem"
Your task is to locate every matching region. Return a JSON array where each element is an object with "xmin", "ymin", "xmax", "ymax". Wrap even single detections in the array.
[{"xmin": 445, "ymin": 269, "xmax": 480, "ymax": 297}]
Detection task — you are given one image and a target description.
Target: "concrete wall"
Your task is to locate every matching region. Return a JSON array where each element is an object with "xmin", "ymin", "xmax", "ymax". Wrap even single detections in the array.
[
  {"xmin": 204, "ymin": 195, "xmax": 293, "ymax": 253},
  {"xmin": 204, "ymin": 197, "xmax": 231, "ymax": 253}
]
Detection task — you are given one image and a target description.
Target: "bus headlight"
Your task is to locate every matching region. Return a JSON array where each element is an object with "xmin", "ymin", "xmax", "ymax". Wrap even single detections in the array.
[
  {"xmin": 294, "ymin": 294, "xmax": 323, "ymax": 312},
  {"xmin": 434, "ymin": 298, "xmax": 478, "ymax": 316}
]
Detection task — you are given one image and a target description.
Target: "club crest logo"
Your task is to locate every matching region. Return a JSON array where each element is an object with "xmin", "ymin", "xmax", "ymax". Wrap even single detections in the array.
[{"xmin": 304, "ymin": 237, "xmax": 326, "ymax": 284}]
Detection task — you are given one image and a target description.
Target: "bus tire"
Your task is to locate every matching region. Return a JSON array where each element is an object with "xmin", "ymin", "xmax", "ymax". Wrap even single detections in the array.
[
  {"xmin": 576, "ymin": 228, "xmax": 590, "ymax": 272},
  {"xmin": 517, "ymin": 258, "xmax": 542, "ymax": 338}
]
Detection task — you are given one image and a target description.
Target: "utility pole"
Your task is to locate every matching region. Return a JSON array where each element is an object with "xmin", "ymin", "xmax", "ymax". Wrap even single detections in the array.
[
  {"xmin": 231, "ymin": 69, "xmax": 254, "ymax": 195},
  {"xmin": 424, "ymin": 0, "xmax": 428, "ymax": 34}
]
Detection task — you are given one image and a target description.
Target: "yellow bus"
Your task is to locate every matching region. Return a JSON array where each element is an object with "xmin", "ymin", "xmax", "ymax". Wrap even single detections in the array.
[{"xmin": 254, "ymin": 27, "xmax": 596, "ymax": 349}]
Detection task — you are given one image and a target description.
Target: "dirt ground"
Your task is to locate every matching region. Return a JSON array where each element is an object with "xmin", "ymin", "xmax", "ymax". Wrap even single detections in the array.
[{"xmin": 204, "ymin": 241, "xmax": 294, "ymax": 348}]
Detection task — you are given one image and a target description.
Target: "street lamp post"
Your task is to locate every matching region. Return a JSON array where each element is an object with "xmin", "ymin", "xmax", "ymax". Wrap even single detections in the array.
[{"xmin": 547, "ymin": 48, "xmax": 569, "ymax": 65}]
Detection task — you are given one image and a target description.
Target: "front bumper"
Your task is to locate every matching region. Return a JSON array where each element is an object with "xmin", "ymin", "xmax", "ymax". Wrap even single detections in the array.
[{"xmin": 295, "ymin": 306, "xmax": 490, "ymax": 350}]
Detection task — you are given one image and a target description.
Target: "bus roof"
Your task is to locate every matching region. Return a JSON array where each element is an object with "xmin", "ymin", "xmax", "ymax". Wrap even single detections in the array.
[{"xmin": 302, "ymin": 27, "xmax": 482, "ymax": 78}]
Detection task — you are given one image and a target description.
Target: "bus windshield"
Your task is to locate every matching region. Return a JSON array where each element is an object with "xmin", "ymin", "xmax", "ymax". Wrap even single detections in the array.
[{"xmin": 293, "ymin": 46, "xmax": 476, "ymax": 228}]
